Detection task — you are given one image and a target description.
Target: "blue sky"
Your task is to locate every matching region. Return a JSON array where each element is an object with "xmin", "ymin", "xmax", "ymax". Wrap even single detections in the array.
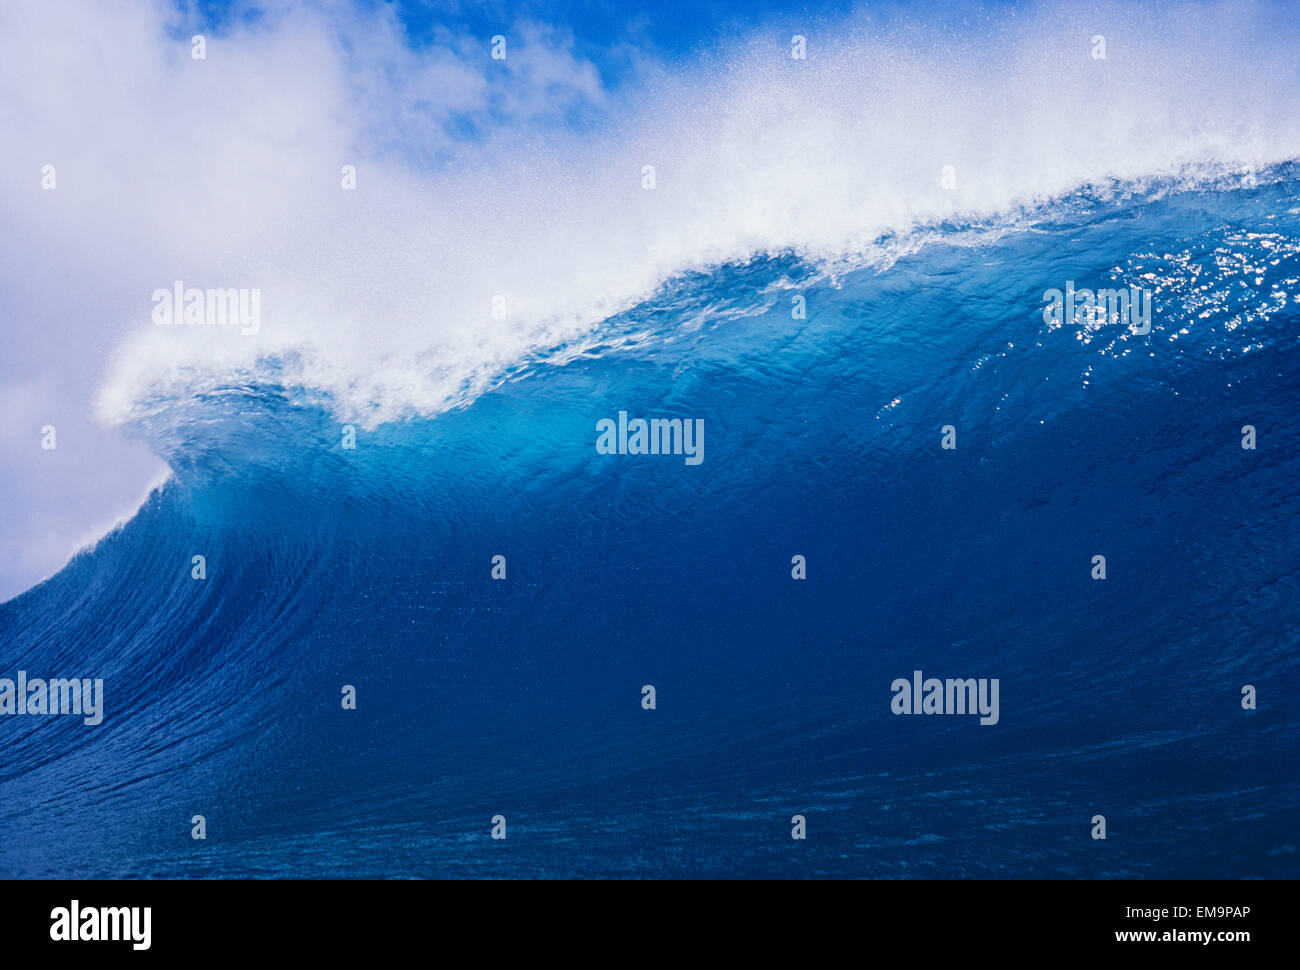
[{"xmin": 195, "ymin": 0, "xmax": 864, "ymax": 59}]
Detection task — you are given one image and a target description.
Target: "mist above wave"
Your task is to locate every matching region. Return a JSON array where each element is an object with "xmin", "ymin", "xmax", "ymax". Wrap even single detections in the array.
[{"xmin": 91, "ymin": 0, "xmax": 1300, "ymax": 432}]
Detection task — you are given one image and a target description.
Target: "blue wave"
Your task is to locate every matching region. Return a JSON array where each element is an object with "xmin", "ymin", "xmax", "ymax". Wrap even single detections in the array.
[{"xmin": 2, "ymin": 172, "xmax": 1298, "ymax": 877}]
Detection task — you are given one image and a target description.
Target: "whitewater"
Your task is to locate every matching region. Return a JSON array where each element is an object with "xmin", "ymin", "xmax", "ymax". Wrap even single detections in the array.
[{"xmin": 78, "ymin": 1, "xmax": 1300, "ymax": 436}]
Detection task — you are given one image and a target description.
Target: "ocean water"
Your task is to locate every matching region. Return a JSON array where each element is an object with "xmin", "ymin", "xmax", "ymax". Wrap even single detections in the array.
[{"xmin": 2, "ymin": 163, "xmax": 1297, "ymax": 877}]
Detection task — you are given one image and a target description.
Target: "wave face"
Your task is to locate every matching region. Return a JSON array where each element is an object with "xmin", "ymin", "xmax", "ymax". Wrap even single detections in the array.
[{"xmin": 3, "ymin": 163, "xmax": 1299, "ymax": 877}]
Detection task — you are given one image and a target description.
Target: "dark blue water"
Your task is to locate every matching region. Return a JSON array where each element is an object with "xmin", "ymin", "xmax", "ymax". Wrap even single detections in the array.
[{"xmin": 2, "ymin": 174, "xmax": 1297, "ymax": 878}]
